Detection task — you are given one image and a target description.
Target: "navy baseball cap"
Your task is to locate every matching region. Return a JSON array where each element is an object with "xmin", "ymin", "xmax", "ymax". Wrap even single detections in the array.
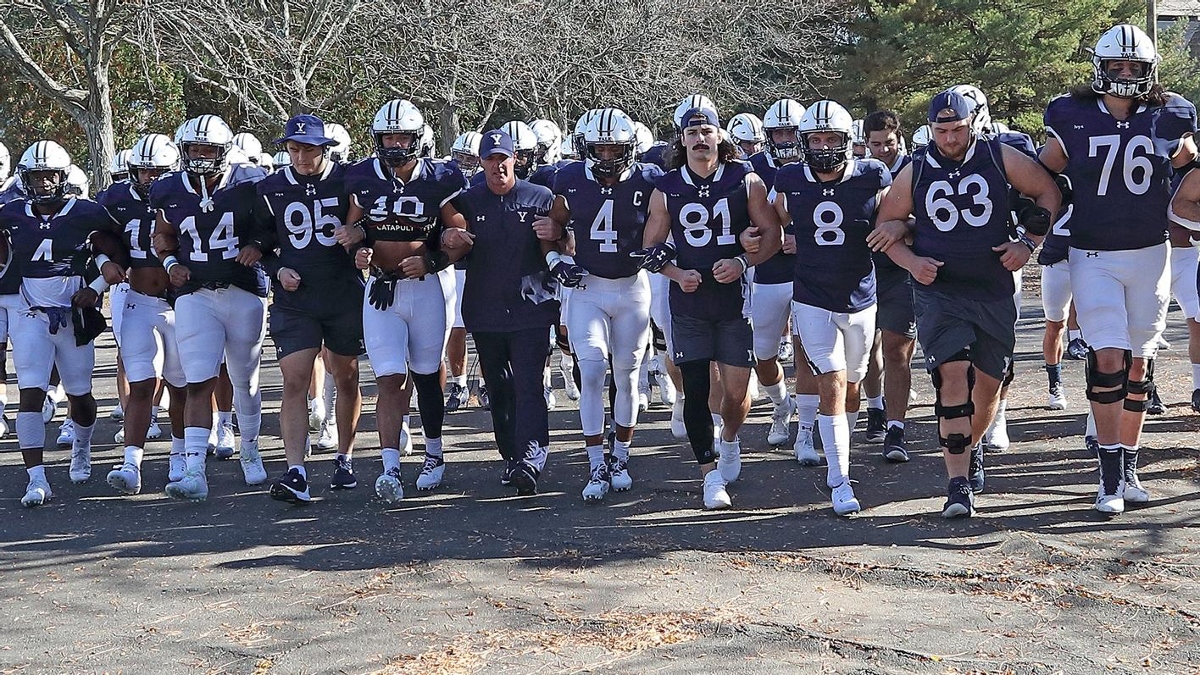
[
  {"xmin": 479, "ymin": 129, "xmax": 514, "ymax": 158},
  {"xmin": 681, "ymin": 106, "xmax": 720, "ymax": 129},
  {"xmin": 928, "ymin": 91, "xmax": 974, "ymax": 124},
  {"xmin": 274, "ymin": 114, "xmax": 336, "ymax": 146}
]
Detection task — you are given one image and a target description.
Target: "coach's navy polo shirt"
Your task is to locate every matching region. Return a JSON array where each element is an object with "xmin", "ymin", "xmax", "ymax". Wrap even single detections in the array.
[{"xmin": 458, "ymin": 179, "xmax": 559, "ymax": 333}]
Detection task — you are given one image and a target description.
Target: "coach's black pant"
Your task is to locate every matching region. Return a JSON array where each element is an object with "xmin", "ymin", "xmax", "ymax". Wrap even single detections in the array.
[{"xmin": 473, "ymin": 327, "xmax": 552, "ymax": 462}]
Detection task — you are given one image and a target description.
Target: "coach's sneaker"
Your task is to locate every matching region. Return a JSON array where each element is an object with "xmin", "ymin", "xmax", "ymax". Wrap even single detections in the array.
[
  {"xmin": 1146, "ymin": 387, "xmax": 1165, "ymax": 416},
  {"xmin": 109, "ymin": 404, "xmax": 124, "ymax": 421},
  {"xmin": 146, "ymin": 410, "xmax": 163, "ymax": 440},
  {"xmin": 942, "ymin": 477, "xmax": 975, "ymax": 518},
  {"xmin": 106, "ymin": 462, "xmax": 142, "ymax": 495},
  {"xmin": 416, "ymin": 454, "xmax": 446, "ymax": 491},
  {"xmin": 21, "ymin": 477, "xmax": 53, "ymax": 507},
  {"xmin": 308, "ymin": 397, "xmax": 325, "ymax": 432},
  {"xmin": 582, "ymin": 462, "xmax": 611, "ymax": 502},
  {"xmin": 609, "ymin": 457, "xmax": 633, "ymax": 492},
  {"xmin": 1047, "ymin": 382, "xmax": 1067, "ymax": 410},
  {"xmin": 0, "ymin": 415, "xmax": 8, "ymax": 440},
  {"xmin": 777, "ymin": 338, "xmax": 794, "ymax": 363},
  {"xmin": 1191, "ymin": 389, "xmax": 1200, "ymax": 413},
  {"xmin": 702, "ymin": 470, "xmax": 731, "ymax": 510},
  {"xmin": 165, "ymin": 469, "xmax": 209, "ymax": 502},
  {"xmin": 882, "ymin": 425, "xmax": 910, "ymax": 463},
  {"xmin": 1122, "ymin": 452, "xmax": 1149, "ymax": 503},
  {"xmin": 545, "ymin": 385, "xmax": 557, "ymax": 411},
  {"xmin": 477, "ymin": 385, "xmax": 491, "ymax": 411},
  {"xmin": 57, "ymin": 420, "xmax": 75, "ymax": 448},
  {"xmin": 670, "ymin": 397, "xmax": 687, "ymax": 439},
  {"xmin": 831, "ymin": 481, "xmax": 860, "ymax": 516},
  {"xmin": 1065, "ymin": 337, "xmax": 1089, "ymax": 360},
  {"xmin": 168, "ymin": 452, "xmax": 186, "ymax": 482},
  {"xmin": 239, "ymin": 441, "xmax": 268, "ymax": 486},
  {"xmin": 215, "ymin": 422, "xmax": 236, "ymax": 460},
  {"xmin": 500, "ymin": 458, "xmax": 518, "ymax": 485},
  {"xmin": 69, "ymin": 443, "xmax": 92, "ymax": 483},
  {"xmin": 512, "ymin": 460, "xmax": 540, "ymax": 496},
  {"xmin": 270, "ymin": 468, "xmax": 311, "ymax": 504},
  {"xmin": 445, "ymin": 383, "xmax": 469, "ymax": 412},
  {"xmin": 330, "ymin": 455, "xmax": 357, "ymax": 489},
  {"xmin": 375, "ymin": 467, "xmax": 404, "ymax": 503},
  {"xmin": 717, "ymin": 437, "xmax": 742, "ymax": 483},
  {"xmin": 864, "ymin": 407, "xmax": 886, "ymax": 443},
  {"xmin": 968, "ymin": 444, "xmax": 986, "ymax": 494},
  {"xmin": 794, "ymin": 426, "xmax": 822, "ymax": 466},
  {"xmin": 767, "ymin": 395, "xmax": 796, "ymax": 446}
]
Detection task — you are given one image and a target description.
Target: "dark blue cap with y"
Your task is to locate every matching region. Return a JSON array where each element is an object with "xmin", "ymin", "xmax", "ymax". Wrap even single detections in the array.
[
  {"xmin": 680, "ymin": 106, "xmax": 720, "ymax": 129},
  {"xmin": 275, "ymin": 114, "xmax": 336, "ymax": 146},
  {"xmin": 928, "ymin": 91, "xmax": 974, "ymax": 124},
  {"xmin": 479, "ymin": 129, "xmax": 515, "ymax": 158}
]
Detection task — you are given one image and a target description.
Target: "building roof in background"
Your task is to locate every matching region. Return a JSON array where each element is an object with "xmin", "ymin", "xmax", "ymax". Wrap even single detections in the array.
[{"xmin": 1159, "ymin": 1, "xmax": 1200, "ymax": 16}]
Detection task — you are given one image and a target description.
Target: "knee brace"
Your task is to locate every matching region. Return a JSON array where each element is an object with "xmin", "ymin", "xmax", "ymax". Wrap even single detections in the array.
[
  {"xmin": 1002, "ymin": 360, "xmax": 1015, "ymax": 387},
  {"xmin": 931, "ymin": 351, "xmax": 975, "ymax": 454},
  {"xmin": 554, "ymin": 324, "xmax": 571, "ymax": 352},
  {"xmin": 1124, "ymin": 358, "xmax": 1155, "ymax": 412},
  {"xmin": 650, "ymin": 321, "xmax": 667, "ymax": 353},
  {"xmin": 1085, "ymin": 348, "xmax": 1130, "ymax": 404}
]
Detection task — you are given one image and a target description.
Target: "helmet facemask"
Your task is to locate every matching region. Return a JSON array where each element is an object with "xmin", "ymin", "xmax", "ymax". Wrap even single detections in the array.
[
  {"xmin": 586, "ymin": 141, "xmax": 635, "ymax": 179},
  {"xmin": 374, "ymin": 132, "xmax": 420, "ymax": 167},
  {"xmin": 20, "ymin": 168, "xmax": 69, "ymax": 205},
  {"xmin": 801, "ymin": 131, "xmax": 851, "ymax": 173},
  {"xmin": 181, "ymin": 142, "xmax": 229, "ymax": 177}
]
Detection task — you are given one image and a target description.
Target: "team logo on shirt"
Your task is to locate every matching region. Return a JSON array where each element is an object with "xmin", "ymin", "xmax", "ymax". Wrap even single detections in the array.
[
  {"xmin": 1116, "ymin": 121, "xmax": 1131, "ymax": 129},
  {"xmin": 822, "ymin": 189, "xmax": 835, "ymax": 196},
  {"xmin": 698, "ymin": 186, "xmax": 710, "ymax": 198}
]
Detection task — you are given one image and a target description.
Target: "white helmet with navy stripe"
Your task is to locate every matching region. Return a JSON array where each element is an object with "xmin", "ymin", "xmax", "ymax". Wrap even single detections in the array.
[
  {"xmin": 798, "ymin": 100, "xmax": 855, "ymax": 172},
  {"xmin": 948, "ymin": 84, "xmax": 992, "ymax": 135},
  {"xmin": 177, "ymin": 115, "xmax": 235, "ymax": 177},
  {"xmin": 583, "ymin": 108, "xmax": 638, "ymax": 178},
  {"xmin": 325, "ymin": 123, "xmax": 353, "ymax": 163},
  {"xmin": 128, "ymin": 133, "xmax": 181, "ymax": 197},
  {"xmin": 232, "ymin": 132, "xmax": 263, "ymax": 159},
  {"xmin": 66, "ymin": 164, "xmax": 89, "ymax": 199},
  {"xmin": 371, "ymin": 99, "xmax": 424, "ymax": 166},
  {"xmin": 632, "ymin": 121, "xmax": 655, "ymax": 156},
  {"xmin": 451, "ymin": 131, "xmax": 482, "ymax": 177},
  {"xmin": 420, "ymin": 124, "xmax": 435, "ymax": 157},
  {"xmin": 273, "ymin": 151, "xmax": 291, "ymax": 168},
  {"xmin": 110, "ymin": 149, "xmax": 132, "ymax": 180},
  {"xmin": 572, "ymin": 110, "xmax": 601, "ymax": 158},
  {"xmin": 673, "ymin": 94, "xmax": 716, "ymax": 131},
  {"xmin": 529, "ymin": 119, "xmax": 563, "ymax": 165},
  {"xmin": 0, "ymin": 142, "xmax": 9, "ymax": 182},
  {"xmin": 763, "ymin": 98, "xmax": 806, "ymax": 160},
  {"xmin": 912, "ymin": 124, "xmax": 931, "ymax": 150},
  {"xmin": 727, "ymin": 113, "xmax": 766, "ymax": 157},
  {"xmin": 17, "ymin": 140, "xmax": 73, "ymax": 204},
  {"xmin": 501, "ymin": 120, "xmax": 539, "ymax": 178},
  {"xmin": 1091, "ymin": 24, "xmax": 1159, "ymax": 98}
]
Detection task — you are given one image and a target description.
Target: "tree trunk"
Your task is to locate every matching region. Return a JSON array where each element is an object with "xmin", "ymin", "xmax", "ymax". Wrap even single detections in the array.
[
  {"xmin": 84, "ymin": 63, "xmax": 116, "ymax": 195},
  {"xmin": 438, "ymin": 100, "xmax": 461, "ymax": 157}
]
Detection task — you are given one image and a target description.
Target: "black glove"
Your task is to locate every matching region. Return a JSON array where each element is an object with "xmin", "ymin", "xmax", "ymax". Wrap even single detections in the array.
[
  {"xmin": 1018, "ymin": 203, "xmax": 1053, "ymax": 236},
  {"xmin": 1052, "ymin": 173, "xmax": 1073, "ymax": 207},
  {"xmin": 368, "ymin": 277, "xmax": 397, "ymax": 311},
  {"xmin": 549, "ymin": 260, "xmax": 588, "ymax": 288},
  {"xmin": 44, "ymin": 307, "xmax": 71, "ymax": 335},
  {"xmin": 73, "ymin": 305, "xmax": 106, "ymax": 346},
  {"xmin": 629, "ymin": 242, "xmax": 677, "ymax": 273}
]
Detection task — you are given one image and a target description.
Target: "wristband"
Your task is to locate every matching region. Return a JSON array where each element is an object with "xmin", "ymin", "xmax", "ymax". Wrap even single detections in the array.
[
  {"xmin": 1017, "ymin": 233, "xmax": 1037, "ymax": 253},
  {"xmin": 88, "ymin": 277, "xmax": 110, "ymax": 294},
  {"xmin": 735, "ymin": 254, "xmax": 749, "ymax": 272},
  {"xmin": 546, "ymin": 251, "xmax": 562, "ymax": 267},
  {"xmin": 424, "ymin": 250, "xmax": 451, "ymax": 273},
  {"xmin": 94, "ymin": 254, "xmax": 112, "ymax": 269},
  {"xmin": 163, "ymin": 255, "xmax": 179, "ymax": 272}
]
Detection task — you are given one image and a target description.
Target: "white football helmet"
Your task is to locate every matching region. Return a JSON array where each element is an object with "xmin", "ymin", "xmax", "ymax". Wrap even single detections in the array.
[
  {"xmin": 371, "ymin": 99, "xmax": 424, "ymax": 166},
  {"xmin": 1091, "ymin": 24, "xmax": 1159, "ymax": 98},
  {"xmin": 273, "ymin": 151, "xmax": 292, "ymax": 168},
  {"xmin": 110, "ymin": 149, "xmax": 132, "ymax": 180},
  {"xmin": 451, "ymin": 131, "xmax": 482, "ymax": 177},
  {"xmin": 673, "ymin": 94, "xmax": 716, "ymax": 131},
  {"xmin": 232, "ymin": 132, "xmax": 263, "ymax": 159},
  {"xmin": 632, "ymin": 121, "xmax": 655, "ymax": 157},
  {"xmin": 763, "ymin": 98, "xmax": 806, "ymax": 160},
  {"xmin": 727, "ymin": 113, "xmax": 766, "ymax": 144},
  {"xmin": 127, "ymin": 133, "xmax": 181, "ymax": 197},
  {"xmin": 325, "ymin": 122, "xmax": 353, "ymax": 163},
  {"xmin": 420, "ymin": 124, "xmax": 435, "ymax": 158},
  {"xmin": 798, "ymin": 100, "xmax": 855, "ymax": 172},
  {"xmin": 912, "ymin": 125, "xmax": 931, "ymax": 150},
  {"xmin": 572, "ymin": 110, "xmax": 601, "ymax": 159},
  {"xmin": 529, "ymin": 119, "xmax": 563, "ymax": 165},
  {"xmin": 177, "ymin": 115, "xmax": 235, "ymax": 176},
  {"xmin": 583, "ymin": 108, "xmax": 638, "ymax": 179},
  {"xmin": 258, "ymin": 153, "xmax": 275, "ymax": 172},
  {"xmin": 948, "ymin": 84, "xmax": 992, "ymax": 135},
  {"xmin": 17, "ymin": 140, "xmax": 73, "ymax": 204},
  {"xmin": 0, "ymin": 142, "xmax": 9, "ymax": 182},
  {"xmin": 501, "ymin": 120, "xmax": 539, "ymax": 178},
  {"xmin": 66, "ymin": 165, "xmax": 89, "ymax": 198}
]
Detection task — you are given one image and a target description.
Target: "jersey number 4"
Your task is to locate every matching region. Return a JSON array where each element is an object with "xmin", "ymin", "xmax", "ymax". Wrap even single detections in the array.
[
  {"xmin": 179, "ymin": 213, "xmax": 238, "ymax": 262},
  {"xmin": 680, "ymin": 197, "xmax": 736, "ymax": 248}
]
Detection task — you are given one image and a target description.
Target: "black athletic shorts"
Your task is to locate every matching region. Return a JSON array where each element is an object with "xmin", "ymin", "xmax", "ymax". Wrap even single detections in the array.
[{"xmin": 912, "ymin": 286, "xmax": 1016, "ymax": 381}]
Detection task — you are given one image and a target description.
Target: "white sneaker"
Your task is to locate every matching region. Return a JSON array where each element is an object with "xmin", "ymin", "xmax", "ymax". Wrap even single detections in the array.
[
  {"xmin": 375, "ymin": 467, "xmax": 404, "ymax": 503},
  {"xmin": 216, "ymin": 421, "xmax": 236, "ymax": 459},
  {"xmin": 21, "ymin": 478, "xmax": 53, "ymax": 507},
  {"xmin": 609, "ymin": 458, "xmax": 633, "ymax": 492},
  {"xmin": 747, "ymin": 371, "xmax": 761, "ymax": 402},
  {"xmin": 545, "ymin": 386, "xmax": 557, "ymax": 411},
  {"xmin": 239, "ymin": 442, "xmax": 268, "ymax": 485},
  {"xmin": 57, "ymin": 420, "xmax": 75, "ymax": 448},
  {"xmin": 638, "ymin": 388, "xmax": 650, "ymax": 413},
  {"xmin": 984, "ymin": 413, "xmax": 1010, "ymax": 450},
  {"xmin": 0, "ymin": 415, "xmax": 8, "ymax": 440},
  {"xmin": 399, "ymin": 426, "xmax": 414, "ymax": 456},
  {"xmin": 1123, "ymin": 472, "xmax": 1150, "ymax": 503},
  {"xmin": 415, "ymin": 454, "xmax": 445, "ymax": 491},
  {"xmin": 165, "ymin": 469, "xmax": 209, "ymax": 501},
  {"xmin": 563, "ymin": 371, "xmax": 581, "ymax": 402},
  {"xmin": 114, "ymin": 427, "xmax": 125, "ymax": 444},
  {"xmin": 794, "ymin": 426, "xmax": 821, "ymax": 466},
  {"xmin": 1095, "ymin": 482, "xmax": 1125, "ymax": 514},
  {"xmin": 702, "ymin": 470, "xmax": 731, "ymax": 510},
  {"xmin": 654, "ymin": 369, "xmax": 677, "ymax": 406},
  {"xmin": 582, "ymin": 462, "xmax": 611, "ymax": 502},
  {"xmin": 777, "ymin": 339, "xmax": 794, "ymax": 363},
  {"xmin": 831, "ymin": 481, "xmax": 860, "ymax": 516},
  {"xmin": 146, "ymin": 413, "xmax": 163, "ymax": 440},
  {"xmin": 109, "ymin": 404, "xmax": 124, "ymax": 421},
  {"xmin": 767, "ymin": 396, "xmax": 796, "ymax": 446},
  {"xmin": 308, "ymin": 398, "xmax": 325, "ymax": 431},
  {"xmin": 168, "ymin": 453, "xmax": 186, "ymax": 482},
  {"xmin": 670, "ymin": 398, "xmax": 687, "ymax": 439},
  {"xmin": 1047, "ymin": 383, "xmax": 1067, "ymax": 411},
  {"xmin": 717, "ymin": 437, "xmax": 742, "ymax": 483},
  {"xmin": 69, "ymin": 444, "xmax": 92, "ymax": 483},
  {"xmin": 107, "ymin": 462, "xmax": 142, "ymax": 495},
  {"xmin": 316, "ymin": 420, "xmax": 338, "ymax": 450},
  {"xmin": 41, "ymin": 395, "xmax": 56, "ymax": 423}
]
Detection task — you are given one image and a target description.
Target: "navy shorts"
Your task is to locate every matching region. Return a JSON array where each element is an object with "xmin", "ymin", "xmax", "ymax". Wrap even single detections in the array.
[
  {"xmin": 269, "ymin": 286, "xmax": 365, "ymax": 360},
  {"xmin": 875, "ymin": 267, "xmax": 916, "ymax": 339},
  {"xmin": 912, "ymin": 286, "xmax": 1016, "ymax": 381},
  {"xmin": 670, "ymin": 313, "xmax": 755, "ymax": 368}
]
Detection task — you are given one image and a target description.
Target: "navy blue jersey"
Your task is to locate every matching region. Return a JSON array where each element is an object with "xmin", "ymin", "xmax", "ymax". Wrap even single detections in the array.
[
  {"xmin": 528, "ymin": 164, "xmax": 556, "ymax": 187},
  {"xmin": 0, "ymin": 178, "xmax": 27, "ymax": 294},
  {"xmin": 994, "ymin": 130, "xmax": 1038, "ymax": 159},
  {"xmin": 1038, "ymin": 200, "xmax": 1073, "ymax": 265},
  {"xmin": 910, "ymin": 137, "xmax": 1015, "ymax": 301},
  {"xmin": 150, "ymin": 166, "xmax": 269, "ymax": 297},
  {"xmin": 660, "ymin": 161, "xmax": 755, "ymax": 321},
  {"xmin": 778, "ymin": 159, "xmax": 889, "ymax": 312},
  {"xmin": 1045, "ymin": 92, "xmax": 1197, "ymax": 251},
  {"xmin": 873, "ymin": 154, "xmax": 915, "ymax": 277},
  {"xmin": 641, "ymin": 143, "xmax": 669, "ymax": 170},
  {"xmin": 0, "ymin": 197, "xmax": 117, "ymax": 307},
  {"xmin": 345, "ymin": 157, "xmax": 464, "ymax": 245},
  {"xmin": 749, "ymin": 151, "xmax": 796, "ymax": 285},
  {"xmin": 97, "ymin": 182, "xmax": 159, "ymax": 270},
  {"xmin": 553, "ymin": 161, "xmax": 662, "ymax": 279}
]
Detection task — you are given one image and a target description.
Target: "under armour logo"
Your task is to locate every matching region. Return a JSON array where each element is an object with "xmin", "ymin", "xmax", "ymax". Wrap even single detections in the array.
[
  {"xmin": 1086, "ymin": 251, "xmax": 1099, "ymax": 257},
  {"xmin": 822, "ymin": 189, "xmax": 835, "ymax": 196},
  {"xmin": 476, "ymin": 215, "xmax": 486, "ymax": 221},
  {"xmin": 304, "ymin": 184, "xmax": 316, "ymax": 197},
  {"xmin": 948, "ymin": 170, "xmax": 961, "ymax": 179},
  {"xmin": 600, "ymin": 187, "xmax": 613, "ymax": 195},
  {"xmin": 698, "ymin": 186, "xmax": 710, "ymax": 198},
  {"xmin": 675, "ymin": 351, "xmax": 684, "ymax": 360},
  {"xmin": 39, "ymin": 223, "xmax": 50, "ymax": 230},
  {"xmin": 295, "ymin": 122, "xmax": 307, "ymax": 134},
  {"xmin": 1116, "ymin": 121, "xmax": 1131, "ymax": 129},
  {"xmin": 126, "ymin": 302, "xmax": 136, "ymax": 310}
]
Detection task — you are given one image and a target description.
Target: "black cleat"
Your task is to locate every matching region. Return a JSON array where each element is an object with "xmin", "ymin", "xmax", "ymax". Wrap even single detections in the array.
[
  {"xmin": 270, "ymin": 468, "xmax": 311, "ymax": 504},
  {"xmin": 864, "ymin": 407, "xmax": 886, "ymax": 443}
]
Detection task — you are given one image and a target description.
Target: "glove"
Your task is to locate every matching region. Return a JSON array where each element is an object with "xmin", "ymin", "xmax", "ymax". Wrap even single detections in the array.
[
  {"xmin": 549, "ymin": 260, "xmax": 588, "ymax": 288},
  {"xmin": 44, "ymin": 307, "xmax": 71, "ymax": 335},
  {"xmin": 368, "ymin": 277, "xmax": 397, "ymax": 311},
  {"xmin": 629, "ymin": 242, "xmax": 677, "ymax": 273},
  {"xmin": 1052, "ymin": 173, "xmax": 1073, "ymax": 207},
  {"xmin": 1018, "ymin": 203, "xmax": 1052, "ymax": 236}
]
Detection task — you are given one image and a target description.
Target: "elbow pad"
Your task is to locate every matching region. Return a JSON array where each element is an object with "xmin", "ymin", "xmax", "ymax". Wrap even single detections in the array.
[{"xmin": 1019, "ymin": 204, "xmax": 1053, "ymax": 236}]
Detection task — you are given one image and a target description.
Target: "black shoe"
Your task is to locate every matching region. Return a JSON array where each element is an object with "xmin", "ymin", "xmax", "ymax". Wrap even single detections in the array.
[
  {"xmin": 882, "ymin": 425, "xmax": 909, "ymax": 462},
  {"xmin": 500, "ymin": 458, "xmax": 519, "ymax": 485},
  {"xmin": 270, "ymin": 468, "xmax": 311, "ymax": 504},
  {"xmin": 445, "ymin": 383, "xmax": 468, "ymax": 413},
  {"xmin": 1084, "ymin": 435, "xmax": 1100, "ymax": 459},
  {"xmin": 1192, "ymin": 389, "xmax": 1200, "ymax": 413},
  {"xmin": 478, "ymin": 385, "xmax": 491, "ymax": 411},
  {"xmin": 1065, "ymin": 337, "xmax": 1089, "ymax": 360},
  {"xmin": 1146, "ymin": 388, "xmax": 1165, "ymax": 415},
  {"xmin": 968, "ymin": 444, "xmax": 985, "ymax": 494},
  {"xmin": 512, "ymin": 460, "xmax": 540, "ymax": 496},
  {"xmin": 942, "ymin": 477, "xmax": 975, "ymax": 518},
  {"xmin": 864, "ymin": 407, "xmax": 886, "ymax": 443},
  {"xmin": 330, "ymin": 455, "xmax": 357, "ymax": 489}
]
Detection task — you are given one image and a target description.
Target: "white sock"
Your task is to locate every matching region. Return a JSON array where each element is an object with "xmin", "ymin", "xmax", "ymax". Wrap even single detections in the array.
[
  {"xmin": 817, "ymin": 413, "xmax": 851, "ymax": 488},
  {"xmin": 425, "ymin": 436, "xmax": 444, "ymax": 457},
  {"xmin": 217, "ymin": 410, "xmax": 232, "ymax": 428},
  {"xmin": 381, "ymin": 448, "xmax": 401, "ymax": 472},
  {"xmin": 123, "ymin": 445, "xmax": 144, "ymax": 467},
  {"xmin": 183, "ymin": 427, "xmax": 208, "ymax": 471},
  {"xmin": 235, "ymin": 411, "xmax": 261, "ymax": 444},
  {"xmin": 171, "ymin": 435, "xmax": 185, "ymax": 458},
  {"xmin": 1085, "ymin": 410, "xmax": 1097, "ymax": 438},
  {"xmin": 1068, "ymin": 329, "xmax": 1082, "ymax": 342},
  {"xmin": 612, "ymin": 439, "xmax": 631, "ymax": 462},
  {"xmin": 290, "ymin": 464, "xmax": 307, "ymax": 479},
  {"xmin": 845, "ymin": 410, "xmax": 860, "ymax": 431},
  {"xmin": 995, "ymin": 400, "xmax": 1008, "ymax": 422},
  {"xmin": 27, "ymin": 465, "xmax": 46, "ymax": 482},
  {"xmin": 450, "ymin": 374, "xmax": 467, "ymax": 387},
  {"xmin": 208, "ymin": 415, "xmax": 219, "ymax": 446},
  {"xmin": 887, "ymin": 420, "xmax": 905, "ymax": 431},
  {"xmin": 72, "ymin": 422, "xmax": 95, "ymax": 450},
  {"xmin": 1192, "ymin": 363, "xmax": 1200, "ymax": 391},
  {"xmin": 323, "ymin": 372, "xmax": 336, "ymax": 423},
  {"xmin": 150, "ymin": 406, "xmax": 161, "ymax": 422},
  {"xmin": 543, "ymin": 365, "xmax": 552, "ymax": 388},
  {"xmin": 867, "ymin": 395, "xmax": 884, "ymax": 410},
  {"xmin": 764, "ymin": 380, "xmax": 787, "ymax": 407},
  {"xmin": 586, "ymin": 444, "xmax": 604, "ymax": 470},
  {"xmin": 796, "ymin": 394, "xmax": 820, "ymax": 429}
]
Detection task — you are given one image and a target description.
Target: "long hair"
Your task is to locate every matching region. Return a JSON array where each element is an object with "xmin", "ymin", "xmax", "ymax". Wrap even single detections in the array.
[
  {"xmin": 1068, "ymin": 81, "xmax": 1169, "ymax": 107},
  {"xmin": 664, "ymin": 135, "xmax": 741, "ymax": 170}
]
